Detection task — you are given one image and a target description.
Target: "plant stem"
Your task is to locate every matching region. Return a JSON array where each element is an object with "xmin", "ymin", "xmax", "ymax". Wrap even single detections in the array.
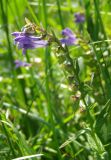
[{"xmin": 56, "ymin": 0, "xmax": 64, "ymax": 29}]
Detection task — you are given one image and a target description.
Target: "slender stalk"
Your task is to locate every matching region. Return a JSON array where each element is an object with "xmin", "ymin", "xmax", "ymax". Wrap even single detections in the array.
[
  {"xmin": 42, "ymin": 0, "xmax": 48, "ymax": 29},
  {"xmin": 56, "ymin": 0, "xmax": 64, "ymax": 29},
  {"xmin": 0, "ymin": 0, "xmax": 14, "ymax": 68},
  {"xmin": 93, "ymin": 0, "xmax": 110, "ymax": 48}
]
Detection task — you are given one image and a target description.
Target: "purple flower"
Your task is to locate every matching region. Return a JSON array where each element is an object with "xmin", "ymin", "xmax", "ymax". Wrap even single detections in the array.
[
  {"xmin": 14, "ymin": 60, "xmax": 31, "ymax": 68},
  {"xmin": 74, "ymin": 13, "xmax": 85, "ymax": 23},
  {"xmin": 60, "ymin": 28, "xmax": 77, "ymax": 46},
  {"xmin": 12, "ymin": 32, "xmax": 48, "ymax": 54}
]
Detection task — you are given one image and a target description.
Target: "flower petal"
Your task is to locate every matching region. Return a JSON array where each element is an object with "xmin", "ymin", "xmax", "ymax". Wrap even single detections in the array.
[
  {"xmin": 74, "ymin": 13, "xmax": 85, "ymax": 23},
  {"xmin": 61, "ymin": 37, "xmax": 76, "ymax": 45},
  {"xmin": 61, "ymin": 28, "xmax": 77, "ymax": 46},
  {"xmin": 62, "ymin": 28, "xmax": 74, "ymax": 37},
  {"xmin": 12, "ymin": 32, "xmax": 23, "ymax": 37},
  {"xmin": 12, "ymin": 31, "xmax": 48, "ymax": 54}
]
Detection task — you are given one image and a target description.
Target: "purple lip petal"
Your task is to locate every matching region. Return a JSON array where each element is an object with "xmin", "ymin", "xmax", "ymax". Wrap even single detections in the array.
[
  {"xmin": 61, "ymin": 28, "xmax": 77, "ymax": 46},
  {"xmin": 14, "ymin": 36, "xmax": 33, "ymax": 44},
  {"xmin": 34, "ymin": 40, "xmax": 48, "ymax": 46},
  {"xmin": 21, "ymin": 41, "xmax": 48, "ymax": 49},
  {"xmin": 11, "ymin": 32, "xmax": 22, "ymax": 37},
  {"xmin": 17, "ymin": 42, "xmax": 23, "ymax": 49},
  {"xmin": 14, "ymin": 35, "xmax": 41, "ymax": 43},
  {"xmin": 62, "ymin": 28, "xmax": 74, "ymax": 37},
  {"xmin": 16, "ymin": 41, "xmax": 47, "ymax": 54},
  {"xmin": 61, "ymin": 37, "xmax": 76, "ymax": 46},
  {"xmin": 23, "ymin": 44, "xmax": 36, "ymax": 49}
]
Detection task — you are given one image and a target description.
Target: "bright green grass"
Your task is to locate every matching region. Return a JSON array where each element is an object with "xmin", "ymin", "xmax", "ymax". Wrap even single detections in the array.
[{"xmin": 0, "ymin": 0, "xmax": 111, "ymax": 159}]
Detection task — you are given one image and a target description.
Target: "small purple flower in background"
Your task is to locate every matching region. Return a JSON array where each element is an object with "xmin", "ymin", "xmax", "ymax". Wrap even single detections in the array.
[
  {"xmin": 12, "ymin": 32, "xmax": 48, "ymax": 54},
  {"xmin": 14, "ymin": 60, "xmax": 31, "ymax": 68},
  {"xmin": 60, "ymin": 28, "xmax": 77, "ymax": 46},
  {"xmin": 74, "ymin": 13, "xmax": 85, "ymax": 23}
]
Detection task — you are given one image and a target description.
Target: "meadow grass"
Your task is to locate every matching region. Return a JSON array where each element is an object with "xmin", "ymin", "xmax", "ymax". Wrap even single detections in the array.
[{"xmin": 0, "ymin": 0, "xmax": 111, "ymax": 159}]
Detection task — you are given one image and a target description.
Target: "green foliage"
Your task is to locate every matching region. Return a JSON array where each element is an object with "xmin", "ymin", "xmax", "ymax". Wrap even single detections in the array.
[{"xmin": 0, "ymin": 0, "xmax": 111, "ymax": 159}]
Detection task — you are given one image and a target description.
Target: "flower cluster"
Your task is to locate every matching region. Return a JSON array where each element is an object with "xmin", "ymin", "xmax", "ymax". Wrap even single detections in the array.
[
  {"xmin": 12, "ymin": 16, "xmax": 85, "ymax": 99},
  {"xmin": 12, "ymin": 15, "xmax": 84, "ymax": 68},
  {"xmin": 12, "ymin": 32, "xmax": 48, "ymax": 55}
]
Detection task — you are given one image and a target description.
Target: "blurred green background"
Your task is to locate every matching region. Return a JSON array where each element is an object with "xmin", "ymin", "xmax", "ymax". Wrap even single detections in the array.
[{"xmin": 0, "ymin": 0, "xmax": 111, "ymax": 159}]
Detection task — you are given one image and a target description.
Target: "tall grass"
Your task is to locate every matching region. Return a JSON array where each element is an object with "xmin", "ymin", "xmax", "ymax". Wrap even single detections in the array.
[{"xmin": 0, "ymin": 0, "xmax": 111, "ymax": 159}]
